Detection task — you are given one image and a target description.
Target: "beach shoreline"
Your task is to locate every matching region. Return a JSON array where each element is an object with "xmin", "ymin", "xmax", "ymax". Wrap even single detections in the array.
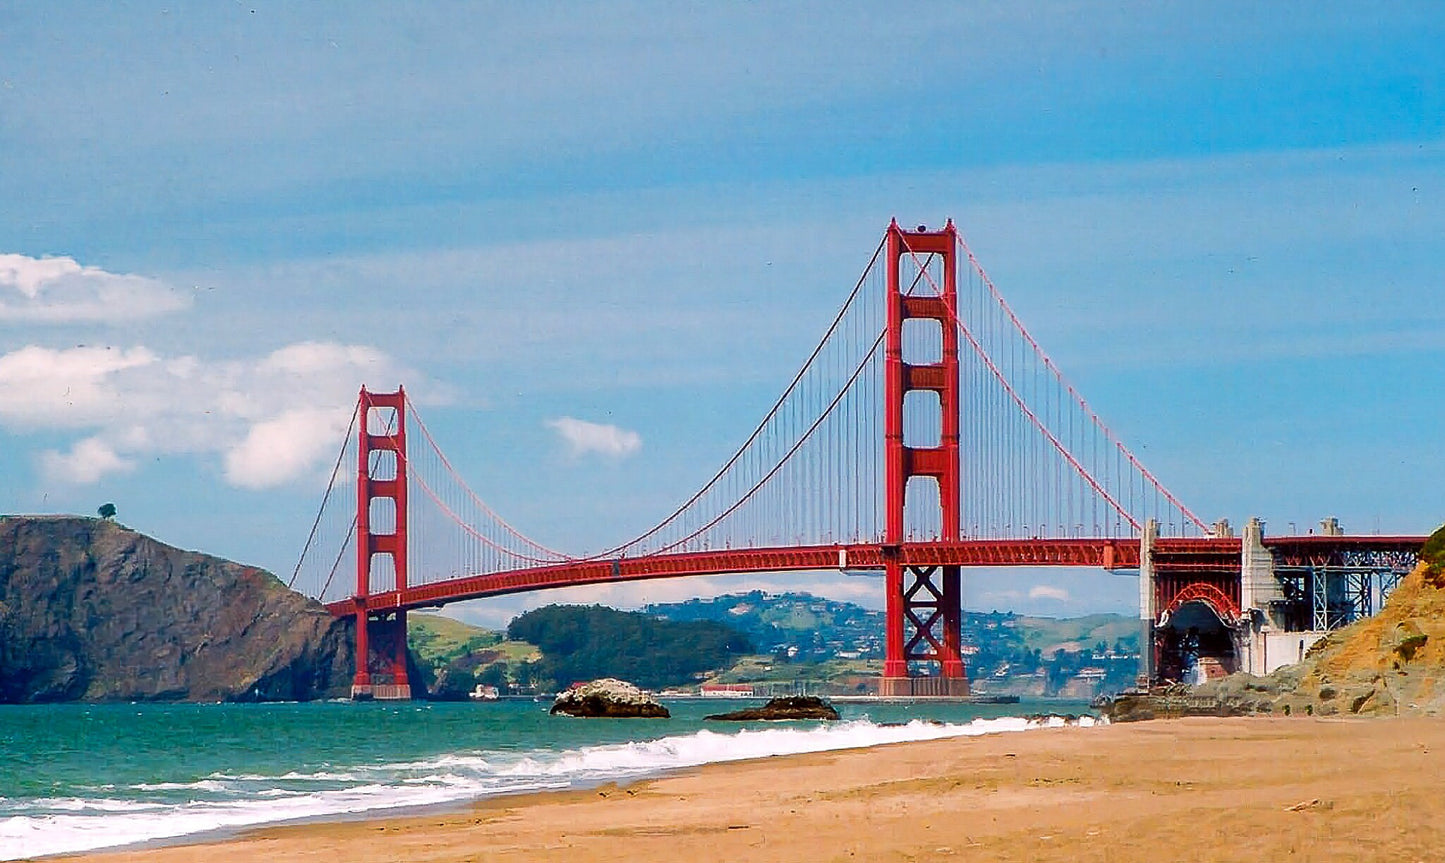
[
  {"xmin": 8, "ymin": 710, "xmax": 1083, "ymax": 860},
  {"xmin": 65, "ymin": 715, "xmax": 1445, "ymax": 863}
]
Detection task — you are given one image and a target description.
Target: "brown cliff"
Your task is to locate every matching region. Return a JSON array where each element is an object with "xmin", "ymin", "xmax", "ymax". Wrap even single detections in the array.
[{"xmin": 0, "ymin": 515, "xmax": 352, "ymax": 702}]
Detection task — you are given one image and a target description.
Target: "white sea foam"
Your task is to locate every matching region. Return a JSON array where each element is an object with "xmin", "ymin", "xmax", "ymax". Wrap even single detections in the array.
[
  {"xmin": 18, "ymin": 798, "xmax": 168, "ymax": 814},
  {"xmin": 128, "ymin": 779, "xmax": 232, "ymax": 792},
  {"xmin": 205, "ymin": 769, "xmax": 360, "ymax": 783},
  {"xmin": 0, "ymin": 714, "xmax": 1092, "ymax": 860}
]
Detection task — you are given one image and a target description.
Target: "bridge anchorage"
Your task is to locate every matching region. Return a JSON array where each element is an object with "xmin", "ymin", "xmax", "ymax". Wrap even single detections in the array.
[
  {"xmin": 1142, "ymin": 517, "xmax": 1423, "ymax": 685},
  {"xmin": 291, "ymin": 219, "xmax": 1428, "ymax": 700}
]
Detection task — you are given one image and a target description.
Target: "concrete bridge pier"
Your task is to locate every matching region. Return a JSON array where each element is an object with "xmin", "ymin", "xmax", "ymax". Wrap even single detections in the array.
[
  {"xmin": 1235, "ymin": 517, "xmax": 1277, "ymax": 676},
  {"xmin": 1137, "ymin": 518, "xmax": 1157, "ymax": 686}
]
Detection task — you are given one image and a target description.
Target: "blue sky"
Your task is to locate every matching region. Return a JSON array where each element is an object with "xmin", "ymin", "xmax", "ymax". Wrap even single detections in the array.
[{"xmin": 2, "ymin": 3, "xmax": 1442, "ymax": 626}]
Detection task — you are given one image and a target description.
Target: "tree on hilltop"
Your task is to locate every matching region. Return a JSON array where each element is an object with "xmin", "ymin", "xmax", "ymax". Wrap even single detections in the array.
[{"xmin": 97, "ymin": 503, "xmax": 117, "ymax": 520}]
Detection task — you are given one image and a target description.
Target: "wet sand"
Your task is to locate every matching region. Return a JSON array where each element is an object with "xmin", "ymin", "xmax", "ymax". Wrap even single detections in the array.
[{"xmin": 75, "ymin": 716, "xmax": 1445, "ymax": 862}]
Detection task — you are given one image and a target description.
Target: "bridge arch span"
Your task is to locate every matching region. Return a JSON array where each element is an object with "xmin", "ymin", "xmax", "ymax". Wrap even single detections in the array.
[
  {"xmin": 325, "ymin": 538, "xmax": 1142, "ymax": 617},
  {"xmin": 1158, "ymin": 582, "xmax": 1240, "ymax": 629},
  {"xmin": 1156, "ymin": 582, "xmax": 1243, "ymax": 683}
]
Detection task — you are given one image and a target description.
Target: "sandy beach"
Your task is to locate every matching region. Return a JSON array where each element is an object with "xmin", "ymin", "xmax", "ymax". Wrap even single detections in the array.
[{"xmin": 69, "ymin": 716, "xmax": 1445, "ymax": 863}]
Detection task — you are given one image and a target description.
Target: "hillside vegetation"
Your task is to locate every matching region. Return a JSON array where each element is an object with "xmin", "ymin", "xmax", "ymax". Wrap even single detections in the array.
[
  {"xmin": 1015, "ymin": 613, "xmax": 1138, "ymax": 655},
  {"xmin": 410, "ymin": 594, "xmax": 1148, "ymax": 698},
  {"xmin": 507, "ymin": 605, "xmax": 752, "ymax": 691},
  {"xmin": 406, "ymin": 613, "xmax": 539, "ymax": 699},
  {"xmin": 649, "ymin": 591, "xmax": 1140, "ymax": 696},
  {"xmin": 647, "ymin": 591, "xmax": 882, "ymax": 661}
]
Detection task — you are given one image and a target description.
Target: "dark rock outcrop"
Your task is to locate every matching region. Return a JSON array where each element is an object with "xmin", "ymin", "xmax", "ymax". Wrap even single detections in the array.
[
  {"xmin": 1099, "ymin": 685, "xmax": 1247, "ymax": 722},
  {"xmin": 704, "ymin": 695, "xmax": 840, "ymax": 721},
  {"xmin": 0, "ymin": 516, "xmax": 351, "ymax": 703},
  {"xmin": 550, "ymin": 678, "xmax": 669, "ymax": 717}
]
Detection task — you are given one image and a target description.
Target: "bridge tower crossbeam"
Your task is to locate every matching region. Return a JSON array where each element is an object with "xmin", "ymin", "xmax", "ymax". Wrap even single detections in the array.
[{"xmin": 882, "ymin": 219, "xmax": 968, "ymax": 697}]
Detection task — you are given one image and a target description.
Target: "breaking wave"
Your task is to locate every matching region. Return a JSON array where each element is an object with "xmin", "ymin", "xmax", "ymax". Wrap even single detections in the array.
[{"xmin": 0, "ymin": 714, "xmax": 1095, "ymax": 860}]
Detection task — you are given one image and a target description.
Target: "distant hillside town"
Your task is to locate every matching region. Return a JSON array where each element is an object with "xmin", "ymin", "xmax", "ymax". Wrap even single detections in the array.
[{"xmin": 409, "ymin": 591, "xmax": 1141, "ymax": 700}]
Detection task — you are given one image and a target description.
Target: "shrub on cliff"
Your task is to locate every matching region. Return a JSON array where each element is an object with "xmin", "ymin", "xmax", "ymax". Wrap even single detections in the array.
[{"xmin": 1421, "ymin": 522, "xmax": 1445, "ymax": 580}]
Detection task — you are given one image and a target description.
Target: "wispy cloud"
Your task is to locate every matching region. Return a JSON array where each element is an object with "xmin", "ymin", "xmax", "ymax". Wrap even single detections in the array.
[
  {"xmin": 1028, "ymin": 585, "xmax": 1071, "ymax": 602},
  {"xmin": 158, "ymin": 141, "xmax": 1445, "ymax": 400},
  {"xmin": 0, "ymin": 341, "xmax": 419, "ymax": 489},
  {"xmin": 547, "ymin": 416, "xmax": 641, "ymax": 458},
  {"xmin": 39, "ymin": 437, "xmax": 135, "ymax": 484},
  {"xmin": 0, "ymin": 253, "xmax": 189, "ymax": 323}
]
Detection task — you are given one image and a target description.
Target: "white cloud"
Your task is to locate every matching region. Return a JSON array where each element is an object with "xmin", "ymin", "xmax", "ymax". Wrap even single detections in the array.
[
  {"xmin": 0, "ymin": 253, "xmax": 190, "ymax": 323},
  {"xmin": 0, "ymin": 341, "xmax": 417, "ymax": 489},
  {"xmin": 1028, "ymin": 585, "xmax": 1071, "ymax": 602},
  {"xmin": 224, "ymin": 408, "xmax": 357, "ymax": 489},
  {"xmin": 0, "ymin": 345, "xmax": 158, "ymax": 427},
  {"xmin": 546, "ymin": 416, "xmax": 641, "ymax": 458},
  {"xmin": 39, "ymin": 437, "xmax": 135, "ymax": 484}
]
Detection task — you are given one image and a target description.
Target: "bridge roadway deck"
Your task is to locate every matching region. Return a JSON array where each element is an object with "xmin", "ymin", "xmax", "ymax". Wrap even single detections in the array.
[{"xmin": 326, "ymin": 535, "xmax": 1426, "ymax": 615}]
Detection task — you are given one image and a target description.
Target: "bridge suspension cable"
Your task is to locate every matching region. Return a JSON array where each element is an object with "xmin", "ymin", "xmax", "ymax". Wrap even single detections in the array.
[
  {"xmin": 287, "ymin": 405, "xmax": 358, "ymax": 592},
  {"xmin": 582, "ymin": 235, "xmax": 892, "ymax": 559},
  {"xmin": 897, "ymin": 234, "xmax": 1208, "ymax": 538},
  {"xmin": 405, "ymin": 400, "xmax": 570, "ymax": 564},
  {"xmin": 292, "ymin": 220, "xmax": 1211, "ymax": 605},
  {"xmin": 290, "ymin": 402, "xmax": 404, "ymax": 603},
  {"xmin": 954, "ymin": 233, "xmax": 1208, "ymax": 534}
]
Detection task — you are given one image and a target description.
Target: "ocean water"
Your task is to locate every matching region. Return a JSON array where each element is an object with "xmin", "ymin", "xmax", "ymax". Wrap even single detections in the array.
[{"xmin": 0, "ymin": 698, "xmax": 1095, "ymax": 859}]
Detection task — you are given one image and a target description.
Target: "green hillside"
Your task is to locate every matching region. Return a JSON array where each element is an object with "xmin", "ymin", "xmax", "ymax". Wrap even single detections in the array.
[
  {"xmin": 647, "ymin": 592, "xmax": 1142, "ymax": 697},
  {"xmin": 507, "ymin": 604, "xmax": 752, "ymax": 691},
  {"xmin": 409, "ymin": 613, "xmax": 496, "ymax": 657},
  {"xmin": 406, "ymin": 596, "xmax": 1145, "ymax": 698},
  {"xmin": 644, "ymin": 591, "xmax": 881, "ymax": 661},
  {"xmin": 1014, "ymin": 613, "xmax": 1139, "ymax": 655},
  {"xmin": 407, "ymin": 613, "xmax": 539, "ymax": 699}
]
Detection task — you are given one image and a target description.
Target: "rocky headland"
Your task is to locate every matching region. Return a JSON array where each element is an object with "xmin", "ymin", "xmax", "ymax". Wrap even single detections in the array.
[{"xmin": 0, "ymin": 515, "xmax": 352, "ymax": 703}]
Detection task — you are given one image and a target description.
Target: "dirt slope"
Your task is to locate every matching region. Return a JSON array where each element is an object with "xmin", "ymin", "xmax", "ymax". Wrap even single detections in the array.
[{"xmin": 1199, "ymin": 523, "xmax": 1445, "ymax": 717}]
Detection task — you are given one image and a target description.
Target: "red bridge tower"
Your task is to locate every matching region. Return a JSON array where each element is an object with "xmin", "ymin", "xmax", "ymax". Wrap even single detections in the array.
[
  {"xmin": 351, "ymin": 386, "xmax": 412, "ymax": 700},
  {"xmin": 882, "ymin": 220, "xmax": 968, "ymax": 697}
]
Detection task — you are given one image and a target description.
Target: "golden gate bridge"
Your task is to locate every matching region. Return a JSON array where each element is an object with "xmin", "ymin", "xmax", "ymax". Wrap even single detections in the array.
[{"xmin": 290, "ymin": 220, "xmax": 1425, "ymax": 700}]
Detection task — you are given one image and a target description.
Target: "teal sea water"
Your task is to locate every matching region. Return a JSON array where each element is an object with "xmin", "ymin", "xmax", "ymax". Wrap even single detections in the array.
[{"xmin": 1, "ymin": 698, "xmax": 1093, "ymax": 859}]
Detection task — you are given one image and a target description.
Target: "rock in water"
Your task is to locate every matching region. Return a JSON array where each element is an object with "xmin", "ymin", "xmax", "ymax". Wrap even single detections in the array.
[
  {"xmin": 550, "ymin": 678, "xmax": 670, "ymax": 718},
  {"xmin": 704, "ymin": 695, "xmax": 840, "ymax": 721},
  {"xmin": 0, "ymin": 516, "xmax": 351, "ymax": 703}
]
